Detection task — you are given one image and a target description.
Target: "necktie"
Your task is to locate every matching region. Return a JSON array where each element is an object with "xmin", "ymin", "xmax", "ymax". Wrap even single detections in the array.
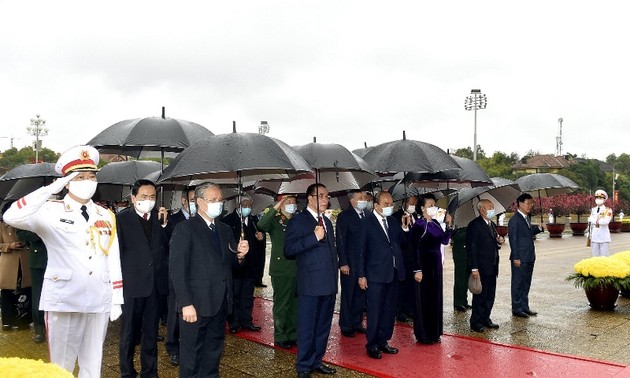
[
  {"xmin": 81, "ymin": 205, "xmax": 89, "ymax": 222},
  {"xmin": 143, "ymin": 213, "xmax": 148, "ymax": 220},
  {"xmin": 209, "ymin": 222, "xmax": 215, "ymax": 232},
  {"xmin": 382, "ymin": 218, "xmax": 390, "ymax": 241},
  {"xmin": 359, "ymin": 212, "xmax": 364, "ymax": 219},
  {"xmin": 209, "ymin": 223, "xmax": 220, "ymax": 251}
]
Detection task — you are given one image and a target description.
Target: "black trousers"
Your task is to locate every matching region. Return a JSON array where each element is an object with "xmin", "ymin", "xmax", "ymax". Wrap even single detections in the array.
[
  {"xmin": 366, "ymin": 273, "xmax": 399, "ymax": 350},
  {"xmin": 119, "ymin": 284, "xmax": 160, "ymax": 378},
  {"xmin": 179, "ymin": 296, "xmax": 228, "ymax": 378},
  {"xmin": 30, "ymin": 267, "xmax": 45, "ymax": 335},
  {"xmin": 0, "ymin": 265, "xmax": 31, "ymax": 328},
  {"xmin": 470, "ymin": 271, "xmax": 497, "ymax": 328},
  {"xmin": 165, "ymin": 283, "xmax": 180, "ymax": 357},
  {"xmin": 228, "ymin": 277, "xmax": 255, "ymax": 328},
  {"xmin": 338, "ymin": 271, "xmax": 365, "ymax": 332}
]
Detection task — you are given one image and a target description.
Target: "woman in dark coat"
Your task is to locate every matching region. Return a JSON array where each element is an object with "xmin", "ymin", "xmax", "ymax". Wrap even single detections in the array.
[{"xmin": 410, "ymin": 194, "xmax": 452, "ymax": 344}]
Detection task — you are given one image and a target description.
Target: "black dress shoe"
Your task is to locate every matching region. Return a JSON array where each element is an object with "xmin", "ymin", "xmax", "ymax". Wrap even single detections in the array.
[
  {"xmin": 157, "ymin": 334, "xmax": 165, "ymax": 342},
  {"xmin": 417, "ymin": 339, "xmax": 433, "ymax": 345},
  {"xmin": 367, "ymin": 348, "xmax": 382, "ymax": 359},
  {"xmin": 454, "ymin": 305, "xmax": 467, "ymax": 312},
  {"xmin": 340, "ymin": 329, "xmax": 356, "ymax": 338},
  {"xmin": 33, "ymin": 333, "xmax": 46, "ymax": 343},
  {"xmin": 524, "ymin": 309, "xmax": 538, "ymax": 316},
  {"xmin": 274, "ymin": 340, "xmax": 292, "ymax": 349},
  {"xmin": 169, "ymin": 354, "xmax": 179, "ymax": 366},
  {"xmin": 379, "ymin": 344, "xmax": 398, "ymax": 354},
  {"xmin": 244, "ymin": 324, "xmax": 261, "ymax": 331},
  {"xmin": 353, "ymin": 326, "xmax": 367, "ymax": 334},
  {"xmin": 485, "ymin": 321, "xmax": 499, "ymax": 329},
  {"xmin": 314, "ymin": 364, "xmax": 336, "ymax": 374},
  {"xmin": 513, "ymin": 312, "xmax": 529, "ymax": 318},
  {"xmin": 297, "ymin": 372, "xmax": 311, "ymax": 378},
  {"xmin": 255, "ymin": 282, "xmax": 268, "ymax": 288},
  {"xmin": 396, "ymin": 314, "xmax": 409, "ymax": 322},
  {"xmin": 471, "ymin": 325, "xmax": 485, "ymax": 333},
  {"xmin": 465, "ymin": 304, "xmax": 472, "ymax": 309},
  {"xmin": 229, "ymin": 326, "xmax": 241, "ymax": 333}
]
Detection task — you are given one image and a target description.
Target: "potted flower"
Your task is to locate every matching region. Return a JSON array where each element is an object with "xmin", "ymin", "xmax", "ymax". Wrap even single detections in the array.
[
  {"xmin": 607, "ymin": 198, "xmax": 623, "ymax": 233},
  {"xmin": 567, "ymin": 193, "xmax": 591, "ymax": 236},
  {"xmin": 612, "ymin": 251, "xmax": 630, "ymax": 297},
  {"xmin": 543, "ymin": 196, "xmax": 567, "ymax": 238},
  {"xmin": 566, "ymin": 256, "xmax": 630, "ymax": 310}
]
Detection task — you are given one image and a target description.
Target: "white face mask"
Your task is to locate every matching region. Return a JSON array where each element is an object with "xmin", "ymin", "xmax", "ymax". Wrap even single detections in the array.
[
  {"xmin": 205, "ymin": 201, "xmax": 223, "ymax": 219},
  {"xmin": 135, "ymin": 200, "xmax": 155, "ymax": 214},
  {"xmin": 68, "ymin": 180, "xmax": 97, "ymax": 200},
  {"xmin": 595, "ymin": 198, "xmax": 605, "ymax": 206},
  {"xmin": 356, "ymin": 200, "xmax": 368, "ymax": 210},
  {"xmin": 188, "ymin": 202, "xmax": 197, "ymax": 216},
  {"xmin": 426, "ymin": 206, "xmax": 438, "ymax": 219},
  {"xmin": 407, "ymin": 205, "xmax": 416, "ymax": 214},
  {"xmin": 382, "ymin": 206, "xmax": 394, "ymax": 217},
  {"xmin": 486, "ymin": 209, "xmax": 496, "ymax": 219},
  {"xmin": 284, "ymin": 204, "xmax": 297, "ymax": 214},
  {"xmin": 240, "ymin": 207, "xmax": 252, "ymax": 217}
]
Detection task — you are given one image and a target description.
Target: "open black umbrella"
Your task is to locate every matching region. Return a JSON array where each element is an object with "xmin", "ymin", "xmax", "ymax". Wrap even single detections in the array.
[
  {"xmin": 515, "ymin": 173, "xmax": 579, "ymax": 222},
  {"xmin": 406, "ymin": 155, "xmax": 492, "ymax": 189},
  {"xmin": 361, "ymin": 131, "xmax": 460, "ymax": 175},
  {"xmin": 0, "ymin": 163, "xmax": 61, "ymax": 203},
  {"xmin": 448, "ymin": 177, "xmax": 522, "ymax": 227},
  {"xmin": 158, "ymin": 130, "xmax": 312, "ymax": 239},
  {"xmin": 87, "ymin": 107, "xmax": 214, "ymax": 160},
  {"xmin": 94, "ymin": 160, "xmax": 163, "ymax": 202},
  {"xmin": 352, "ymin": 141, "xmax": 375, "ymax": 158}
]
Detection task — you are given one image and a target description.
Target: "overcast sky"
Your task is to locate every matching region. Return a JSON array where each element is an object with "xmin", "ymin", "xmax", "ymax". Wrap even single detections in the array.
[{"xmin": 2, "ymin": 1, "xmax": 629, "ymax": 161}]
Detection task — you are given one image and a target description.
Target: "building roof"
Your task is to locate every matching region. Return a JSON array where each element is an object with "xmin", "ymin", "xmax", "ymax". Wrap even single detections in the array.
[{"xmin": 512, "ymin": 154, "xmax": 574, "ymax": 170}]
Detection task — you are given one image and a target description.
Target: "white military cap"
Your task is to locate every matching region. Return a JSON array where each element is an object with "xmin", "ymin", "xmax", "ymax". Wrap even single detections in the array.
[
  {"xmin": 594, "ymin": 189, "xmax": 608, "ymax": 200},
  {"xmin": 55, "ymin": 145, "xmax": 100, "ymax": 176}
]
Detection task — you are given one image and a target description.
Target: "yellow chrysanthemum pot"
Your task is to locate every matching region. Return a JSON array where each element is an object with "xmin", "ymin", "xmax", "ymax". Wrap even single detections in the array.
[
  {"xmin": 0, "ymin": 357, "xmax": 72, "ymax": 378},
  {"xmin": 566, "ymin": 256, "xmax": 630, "ymax": 310}
]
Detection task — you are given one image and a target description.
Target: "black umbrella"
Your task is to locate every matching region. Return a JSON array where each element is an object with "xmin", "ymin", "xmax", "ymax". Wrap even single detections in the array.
[
  {"xmin": 352, "ymin": 141, "xmax": 375, "ymax": 158},
  {"xmin": 158, "ymin": 130, "xmax": 312, "ymax": 240},
  {"xmin": 87, "ymin": 107, "xmax": 214, "ymax": 160},
  {"xmin": 94, "ymin": 160, "xmax": 163, "ymax": 202},
  {"xmin": 0, "ymin": 163, "xmax": 61, "ymax": 203},
  {"xmin": 406, "ymin": 155, "xmax": 492, "ymax": 189},
  {"xmin": 361, "ymin": 131, "xmax": 460, "ymax": 175},
  {"xmin": 515, "ymin": 173, "xmax": 580, "ymax": 222},
  {"xmin": 448, "ymin": 177, "xmax": 522, "ymax": 227}
]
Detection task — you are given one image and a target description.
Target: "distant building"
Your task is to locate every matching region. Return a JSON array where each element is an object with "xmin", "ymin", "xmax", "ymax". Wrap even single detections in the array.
[{"xmin": 512, "ymin": 154, "xmax": 575, "ymax": 174}]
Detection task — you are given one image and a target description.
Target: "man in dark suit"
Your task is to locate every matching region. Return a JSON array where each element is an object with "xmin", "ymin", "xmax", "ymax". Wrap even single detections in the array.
[
  {"xmin": 16, "ymin": 229, "xmax": 47, "ymax": 343},
  {"xmin": 336, "ymin": 189, "xmax": 367, "ymax": 338},
  {"xmin": 222, "ymin": 196, "xmax": 265, "ymax": 333},
  {"xmin": 358, "ymin": 191, "xmax": 408, "ymax": 359},
  {"xmin": 170, "ymin": 182, "xmax": 249, "ymax": 378},
  {"xmin": 285, "ymin": 183, "xmax": 338, "ymax": 378},
  {"xmin": 508, "ymin": 193, "xmax": 544, "ymax": 318},
  {"xmin": 392, "ymin": 195, "xmax": 417, "ymax": 322},
  {"xmin": 466, "ymin": 199, "xmax": 504, "ymax": 333},
  {"xmin": 165, "ymin": 187, "xmax": 195, "ymax": 367},
  {"xmin": 117, "ymin": 179, "xmax": 170, "ymax": 378}
]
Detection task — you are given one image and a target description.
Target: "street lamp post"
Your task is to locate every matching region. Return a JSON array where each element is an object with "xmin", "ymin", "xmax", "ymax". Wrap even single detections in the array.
[
  {"xmin": 27, "ymin": 114, "xmax": 48, "ymax": 163},
  {"xmin": 464, "ymin": 89, "xmax": 488, "ymax": 161},
  {"xmin": 258, "ymin": 121, "xmax": 270, "ymax": 135}
]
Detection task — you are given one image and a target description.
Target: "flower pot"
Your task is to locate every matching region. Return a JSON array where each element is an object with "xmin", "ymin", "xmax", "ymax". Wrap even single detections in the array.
[
  {"xmin": 546, "ymin": 223, "xmax": 565, "ymax": 238},
  {"xmin": 621, "ymin": 289, "xmax": 630, "ymax": 298},
  {"xmin": 569, "ymin": 222, "xmax": 588, "ymax": 236},
  {"xmin": 584, "ymin": 284, "xmax": 619, "ymax": 310},
  {"xmin": 609, "ymin": 221, "xmax": 622, "ymax": 233},
  {"xmin": 495, "ymin": 225, "xmax": 508, "ymax": 237},
  {"xmin": 621, "ymin": 223, "xmax": 630, "ymax": 232}
]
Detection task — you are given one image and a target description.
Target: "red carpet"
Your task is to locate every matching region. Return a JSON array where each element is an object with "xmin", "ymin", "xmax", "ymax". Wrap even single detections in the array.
[{"xmin": 231, "ymin": 297, "xmax": 630, "ymax": 377}]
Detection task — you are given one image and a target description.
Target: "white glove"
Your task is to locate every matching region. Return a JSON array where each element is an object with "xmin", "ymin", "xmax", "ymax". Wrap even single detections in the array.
[
  {"xmin": 48, "ymin": 172, "xmax": 80, "ymax": 194},
  {"xmin": 109, "ymin": 304, "xmax": 122, "ymax": 321}
]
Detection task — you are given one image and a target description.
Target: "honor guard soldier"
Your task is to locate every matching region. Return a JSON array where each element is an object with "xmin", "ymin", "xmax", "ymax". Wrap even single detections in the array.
[
  {"xmin": 588, "ymin": 189, "xmax": 613, "ymax": 256},
  {"xmin": 3, "ymin": 145, "xmax": 123, "ymax": 378}
]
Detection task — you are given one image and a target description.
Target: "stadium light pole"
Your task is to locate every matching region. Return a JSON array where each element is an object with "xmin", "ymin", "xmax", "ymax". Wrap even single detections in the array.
[{"xmin": 464, "ymin": 89, "xmax": 487, "ymax": 161}]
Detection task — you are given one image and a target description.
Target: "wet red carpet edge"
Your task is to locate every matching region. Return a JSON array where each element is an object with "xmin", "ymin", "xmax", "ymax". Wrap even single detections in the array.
[{"xmin": 231, "ymin": 297, "xmax": 629, "ymax": 377}]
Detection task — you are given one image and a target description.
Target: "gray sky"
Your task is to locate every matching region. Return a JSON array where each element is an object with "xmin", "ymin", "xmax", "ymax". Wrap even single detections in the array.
[{"xmin": 2, "ymin": 1, "xmax": 629, "ymax": 161}]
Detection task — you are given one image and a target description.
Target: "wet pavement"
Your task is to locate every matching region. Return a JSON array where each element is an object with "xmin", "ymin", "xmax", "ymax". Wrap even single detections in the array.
[{"xmin": 2, "ymin": 228, "xmax": 630, "ymax": 377}]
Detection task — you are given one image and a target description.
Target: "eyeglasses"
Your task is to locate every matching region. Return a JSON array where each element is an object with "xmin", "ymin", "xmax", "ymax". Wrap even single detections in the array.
[{"xmin": 309, "ymin": 194, "xmax": 331, "ymax": 200}]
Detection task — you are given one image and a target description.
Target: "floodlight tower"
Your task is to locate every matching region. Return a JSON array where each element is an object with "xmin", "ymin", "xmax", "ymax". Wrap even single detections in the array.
[{"xmin": 556, "ymin": 118, "xmax": 563, "ymax": 156}]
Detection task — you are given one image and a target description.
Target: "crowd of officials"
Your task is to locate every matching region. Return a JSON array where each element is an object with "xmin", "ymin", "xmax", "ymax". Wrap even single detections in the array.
[{"xmin": 1, "ymin": 144, "xmax": 615, "ymax": 377}]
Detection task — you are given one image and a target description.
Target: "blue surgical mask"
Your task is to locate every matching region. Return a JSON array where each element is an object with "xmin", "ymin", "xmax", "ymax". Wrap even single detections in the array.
[
  {"xmin": 188, "ymin": 202, "xmax": 197, "ymax": 217},
  {"xmin": 356, "ymin": 200, "xmax": 368, "ymax": 210},
  {"xmin": 240, "ymin": 207, "xmax": 252, "ymax": 217},
  {"xmin": 382, "ymin": 206, "xmax": 394, "ymax": 217},
  {"xmin": 205, "ymin": 202, "xmax": 223, "ymax": 219},
  {"xmin": 486, "ymin": 209, "xmax": 496, "ymax": 219},
  {"xmin": 284, "ymin": 204, "xmax": 297, "ymax": 214}
]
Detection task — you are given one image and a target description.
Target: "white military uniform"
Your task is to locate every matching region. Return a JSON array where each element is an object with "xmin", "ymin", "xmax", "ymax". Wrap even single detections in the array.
[
  {"xmin": 588, "ymin": 201, "xmax": 613, "ymax": 257},
  {"xmin": 3, "ymin": 146, "xmax": 123, "ymax": 378}
]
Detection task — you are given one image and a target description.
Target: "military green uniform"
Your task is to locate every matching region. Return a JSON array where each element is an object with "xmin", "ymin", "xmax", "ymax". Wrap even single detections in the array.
[
  {"xmin": 17, "ymin": 230, "xmax": 47, "ymax": 338},
  {"xmin": 257, "ymin": 207, "xmax": 297, "ymax": 344},
  {"xmin": 452, "ymin": 227, "xmax": 470, "ymax": 308}
]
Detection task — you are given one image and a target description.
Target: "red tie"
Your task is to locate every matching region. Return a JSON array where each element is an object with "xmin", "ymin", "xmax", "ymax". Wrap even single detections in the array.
[{"xmin": 143, "ymin": 213, "xmax": 148, "ymax": 220}]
